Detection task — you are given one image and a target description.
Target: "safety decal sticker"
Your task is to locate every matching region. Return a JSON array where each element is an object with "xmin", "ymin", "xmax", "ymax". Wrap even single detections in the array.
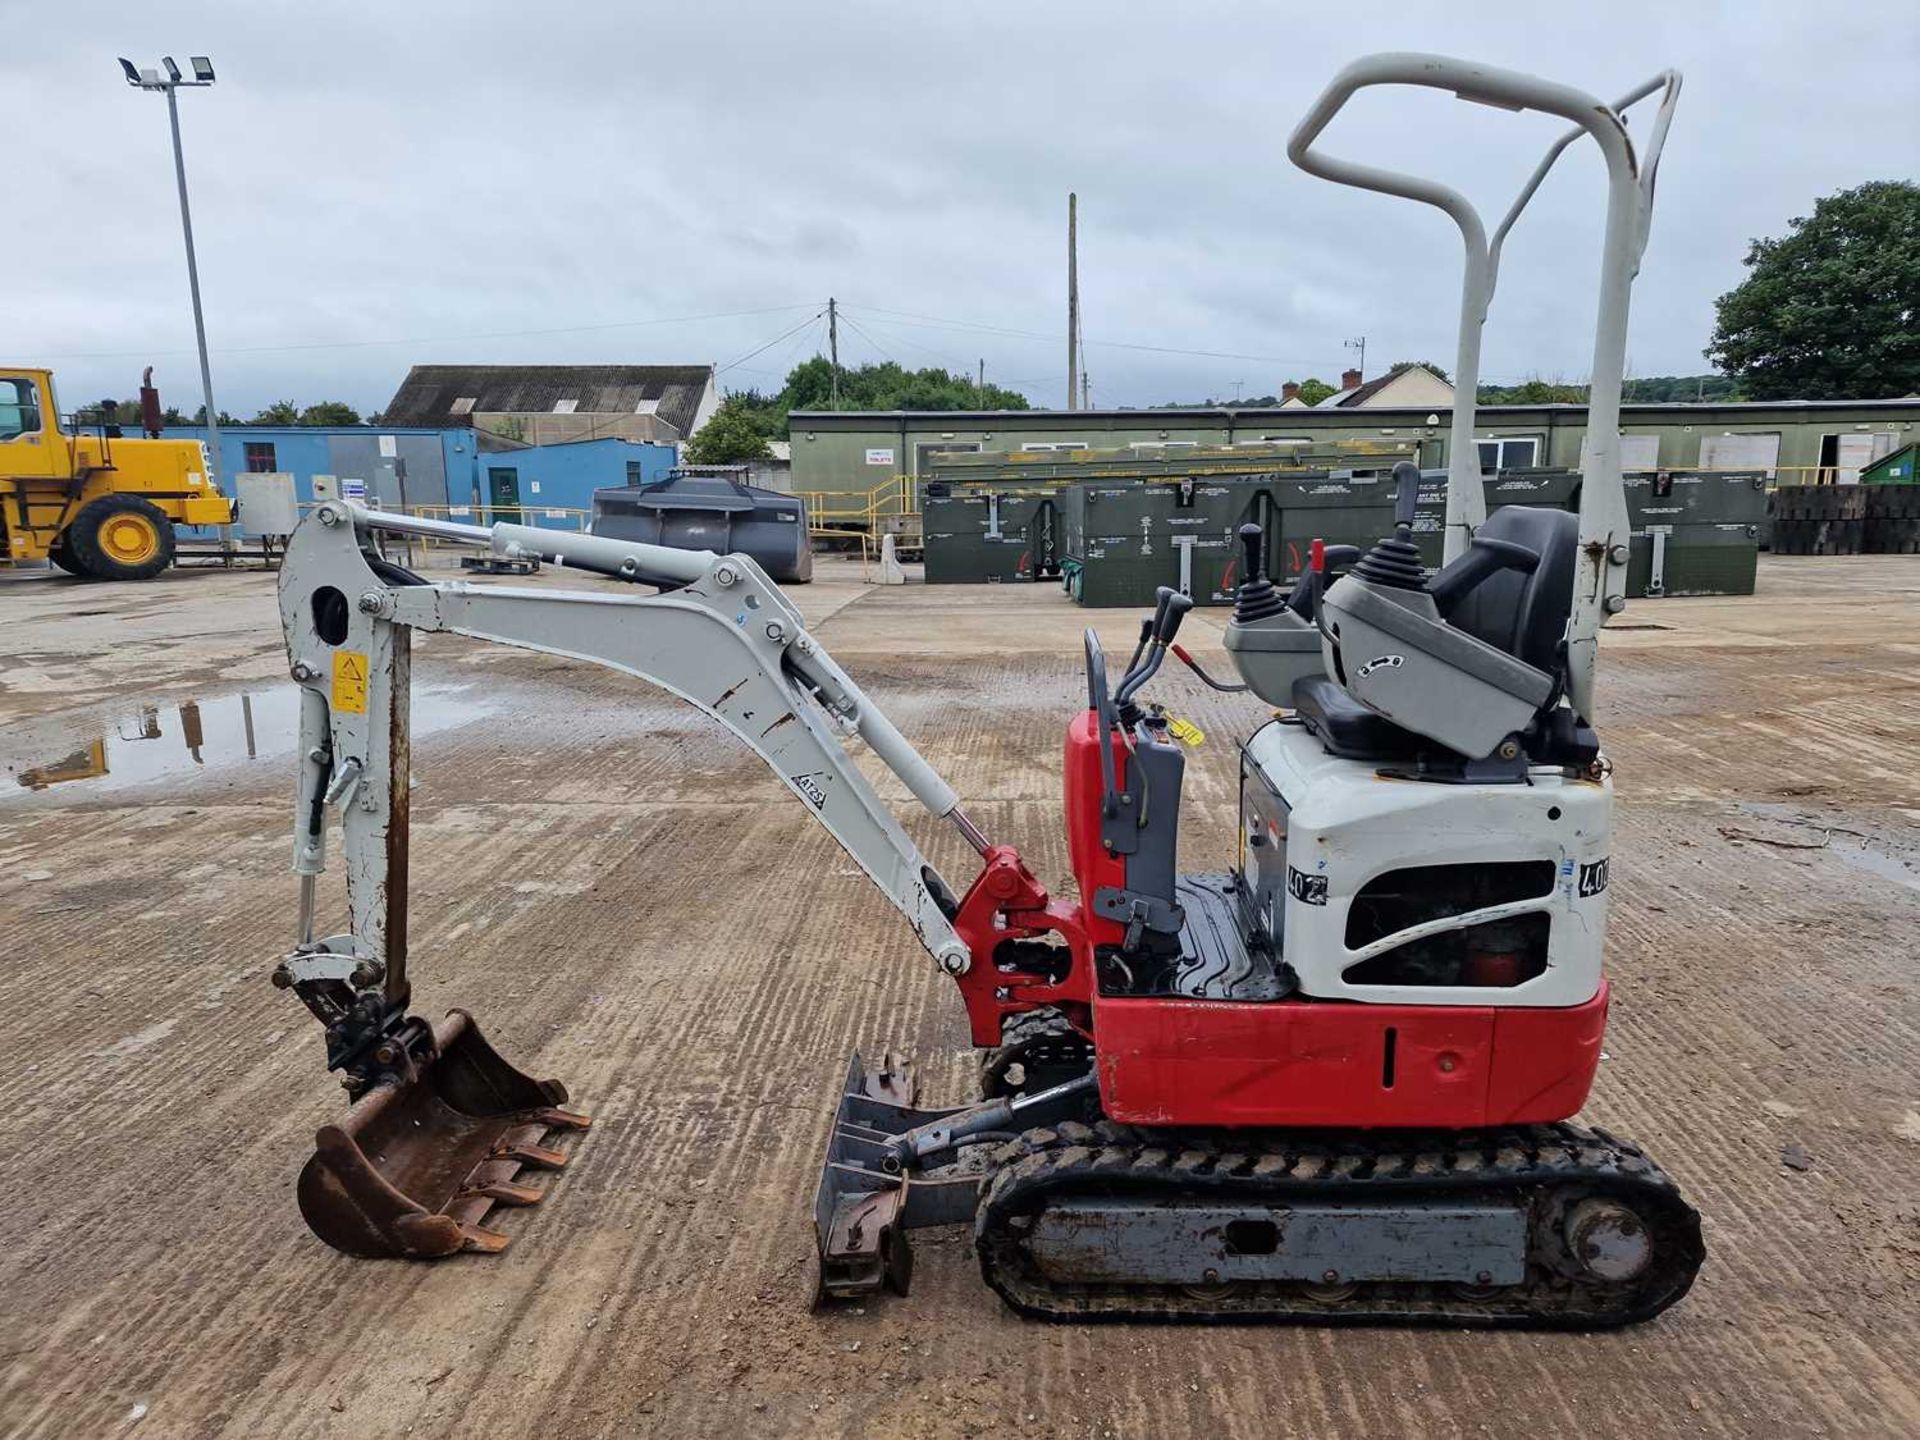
[
  {"xmin": 331, "ymin": 651, "xmax": 369, "ymax": 715},
  {"xmin": 791, "ymin": 772, "xmax": 828, "ymax": 809},
  {"xmin": 1578, "ymin": 858, "xmax": 1610, "ymax": 897},
  {"xmin": 1287, "ymin": 866, "xmax": 1328, "ymax": 905}
]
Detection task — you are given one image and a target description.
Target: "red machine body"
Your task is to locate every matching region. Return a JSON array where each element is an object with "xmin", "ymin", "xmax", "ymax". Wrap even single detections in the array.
[{"xmin": 945, "ymin": 707, "xmax": 1607, "ymax": 1131}]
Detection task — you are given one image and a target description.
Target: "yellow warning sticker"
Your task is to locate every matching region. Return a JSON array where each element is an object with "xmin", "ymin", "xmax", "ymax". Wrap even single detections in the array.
[
  {"xmin": 332, "ymin": 651, "xmax": 370, "ymax": 715},
  {"xmin": 1167, "ymin": 716, "xmax": 1205, "ymax": 747}
]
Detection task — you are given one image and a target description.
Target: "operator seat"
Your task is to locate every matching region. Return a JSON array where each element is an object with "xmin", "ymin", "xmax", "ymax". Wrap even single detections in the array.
[
  {"xmin": 1440, "ymin": 506, "xmax": 1580, "ymax": 673},
  {"xmin": 1296, "ymin": 488, "xmax": 1596, "ymax": 770}
]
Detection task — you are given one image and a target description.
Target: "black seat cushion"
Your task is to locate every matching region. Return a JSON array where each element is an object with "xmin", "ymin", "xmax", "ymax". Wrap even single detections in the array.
[
  {"xmin": 1291, "ymin": 674, "xmax": 1426, "ymax": 761},
  {"xmin": 1440, "ymin": 506, "xmax": 1580, "ymax": 673}
]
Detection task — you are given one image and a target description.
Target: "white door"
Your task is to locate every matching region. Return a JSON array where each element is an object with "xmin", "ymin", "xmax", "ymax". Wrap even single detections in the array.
[{"xmin": 1832, "ymin": 432, "xmax": 1897, "ymax": 485}]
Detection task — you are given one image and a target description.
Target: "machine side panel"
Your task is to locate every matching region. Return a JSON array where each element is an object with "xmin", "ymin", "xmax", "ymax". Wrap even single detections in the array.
[
  {"xmin": 1062, "ymin": 711, "xmax": 1128, "ymax": 949},
  {"xmin": 1094, "ymin": 984, "xmax": 1608, "ymax": 1128}
]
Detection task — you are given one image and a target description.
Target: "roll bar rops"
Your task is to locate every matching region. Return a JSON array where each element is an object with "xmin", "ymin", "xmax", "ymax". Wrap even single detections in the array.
[{"xmin": 1287, "ymin": 53, "xmax": 1681, "ymax": 722}]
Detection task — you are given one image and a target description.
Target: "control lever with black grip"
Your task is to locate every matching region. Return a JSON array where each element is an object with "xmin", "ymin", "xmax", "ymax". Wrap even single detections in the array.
[{"xmin": 1116, "ymin": 588, "xmax": 1194, "ymax": 707}]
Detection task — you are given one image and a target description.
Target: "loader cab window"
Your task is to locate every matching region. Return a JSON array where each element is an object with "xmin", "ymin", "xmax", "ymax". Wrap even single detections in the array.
[{"xmin": 0, "ymin": 378, "xmax": 42, "ymax": 441}]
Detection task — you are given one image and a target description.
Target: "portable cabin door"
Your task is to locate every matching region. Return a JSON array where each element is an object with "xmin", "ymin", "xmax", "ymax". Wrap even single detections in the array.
[{"xmin": 487, "ymin": 466, "xmax": 523, "ymax": 523}]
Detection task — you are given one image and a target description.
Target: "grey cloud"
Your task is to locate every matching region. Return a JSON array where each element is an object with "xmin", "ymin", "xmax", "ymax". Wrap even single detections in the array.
[{"xmin": 6, "ymin": 0, "xmax": 1915, "ymax": 414}]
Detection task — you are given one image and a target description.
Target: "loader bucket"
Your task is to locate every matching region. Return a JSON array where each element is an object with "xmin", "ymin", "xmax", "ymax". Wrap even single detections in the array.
[{"xmin": 296, "ymin": 1009, "xmax": 590, "ymax": 1259}]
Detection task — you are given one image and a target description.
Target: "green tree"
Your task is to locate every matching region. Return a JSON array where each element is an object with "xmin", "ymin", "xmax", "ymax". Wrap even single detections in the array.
[
  {"xmin": 253, "ymin": 400, "xmax": 300, "ymax": 424},
  {"xmin": 684, "ymin": 395, "xmax": 774, "ymax": 464},
  {"xmin": 1478, "ymin": 377, "xmax": 1588, "ymax": 404},
  {"xmin": 1388, "ymin": 360, "xmax": 1452, "ymax": 384},
  {"xmin": 1620, "ymin": 374, "xmax": 1744, "ymax": 403},
  {"xmin": 1706, "ymin": 180, "xmax": 1920, "ymax": 399},
  {"xmin": 1291, "ymin": 377, "xmax": 1337, "ymax": 406},
  {"xmin": 299, "ymin": 401, "xmax": 363, "ymax": 426}
]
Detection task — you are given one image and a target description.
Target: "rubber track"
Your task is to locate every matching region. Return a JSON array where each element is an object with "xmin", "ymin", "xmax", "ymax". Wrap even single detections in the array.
[{"xmin": 975, "ymin": 1118, "xmax": 1704, "ymax": 1328}]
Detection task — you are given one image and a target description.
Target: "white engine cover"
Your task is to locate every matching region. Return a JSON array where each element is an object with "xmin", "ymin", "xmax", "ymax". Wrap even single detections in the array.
[{"xmin": 1242, "ymin": 720, "xmax": 1609, "ymax": 1008}]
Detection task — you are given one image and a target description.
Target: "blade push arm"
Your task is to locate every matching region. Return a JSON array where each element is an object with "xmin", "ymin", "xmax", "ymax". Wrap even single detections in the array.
[{"xmin": 275, "ymin": 502, "xmax": 979, "ymax": 1056}]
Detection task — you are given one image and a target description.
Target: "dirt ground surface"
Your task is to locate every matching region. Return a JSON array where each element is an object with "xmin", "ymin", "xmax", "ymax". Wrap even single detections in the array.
[{"xmin": 2, "ymin": 551, "xmax": 1916, "ymax": 1440}]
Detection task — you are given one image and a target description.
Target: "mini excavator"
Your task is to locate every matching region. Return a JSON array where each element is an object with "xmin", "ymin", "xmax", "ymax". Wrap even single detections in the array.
[{"xmin": 267, "ymin": 54, "xmax": 1703, "ymax": 1326}]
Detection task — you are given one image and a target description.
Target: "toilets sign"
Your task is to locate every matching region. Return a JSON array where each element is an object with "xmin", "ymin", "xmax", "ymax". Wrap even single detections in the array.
[{"xmin": 864, "ymin": 447, "xmax": 895, "ymax": 467}]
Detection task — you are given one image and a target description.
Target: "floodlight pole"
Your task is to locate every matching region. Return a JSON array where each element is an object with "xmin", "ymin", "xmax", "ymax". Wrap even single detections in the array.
[
  {"xmin": 124, "ymin": 56, "xmax": 228, "ymax": 543},
  {"xmin": 162, "ymin": 82, "xmax": 224, "ymax": 498}
]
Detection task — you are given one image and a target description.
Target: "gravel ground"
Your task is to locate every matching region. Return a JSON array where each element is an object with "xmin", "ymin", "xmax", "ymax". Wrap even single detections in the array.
[{"xmin": 1, "ymin": 552, "xmax": 1916, "ymax": 1439}]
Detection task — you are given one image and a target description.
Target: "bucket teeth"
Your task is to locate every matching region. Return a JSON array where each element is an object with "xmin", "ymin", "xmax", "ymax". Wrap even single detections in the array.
[
  {"xmin": 460, "ymin": 1179, "xmax": 547, "ymax": 1207},
  {"xmin": 458, "ymin": 1225, "xmax": 513, "ymax": 1254},
  {"xmin": 490, "ymin": 1136, "xmax": 569, "ymax": 1170}
]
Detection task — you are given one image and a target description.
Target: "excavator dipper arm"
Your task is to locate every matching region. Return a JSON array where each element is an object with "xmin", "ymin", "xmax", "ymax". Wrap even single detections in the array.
[{"xmin": 270, "ymin": 500, "xmax": 986, "ymax": 1257}]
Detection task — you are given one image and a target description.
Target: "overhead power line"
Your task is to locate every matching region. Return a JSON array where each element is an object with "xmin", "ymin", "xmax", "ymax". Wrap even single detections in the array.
[{"xmin": 718, "ymin": 308, "xmax": 828, "ymax": 375}]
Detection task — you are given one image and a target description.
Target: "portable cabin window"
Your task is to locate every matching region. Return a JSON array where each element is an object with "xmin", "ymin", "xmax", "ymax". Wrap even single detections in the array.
[
  {"xmin": 1697, "ymin": 432, "xmax": 1780, "ymax": 477},
  {"xmin": 1617, "ymin": 434, "xmax": 1661, "ymax": 471},
  {"xmin": 244, "ymin": 441, "xmax": 278, "ymax": 473},
  {"xmin": 625, "ymin": 461, "xmax": 646, "ymax": 486},
  {"xmin": 1475, "ymin": 436, "xmax": 1541, "ymax": 472},
  {"xmin": 1128, "ymin": 440, "xmax": 1200, "ymax": 450},
  {"xmin": 1021, "ymin": 441, "xmax": 1088, "ymax": 452},
  {"xmin": 915, "ymin": 440, "xmax": 981, "ymax": 475},
  {"xmin": 0, "ymin": 378, "xmax": 41, "ymax": 441}
]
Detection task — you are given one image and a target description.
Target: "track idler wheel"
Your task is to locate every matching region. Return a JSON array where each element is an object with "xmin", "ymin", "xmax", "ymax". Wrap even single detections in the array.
[
  {"xmin": 979, "ymin": 1009, "xmax": 1094, "ymax": 1100},
  {"xmin": 296, "ymin": 1010, "xmax": 589, "ymax": 1258}
]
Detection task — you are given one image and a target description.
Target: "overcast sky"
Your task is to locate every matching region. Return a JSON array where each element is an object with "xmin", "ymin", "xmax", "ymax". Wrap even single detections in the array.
[{"xmin": 6, "ymin": 1, "xmax": 1916, "ymax": 418}]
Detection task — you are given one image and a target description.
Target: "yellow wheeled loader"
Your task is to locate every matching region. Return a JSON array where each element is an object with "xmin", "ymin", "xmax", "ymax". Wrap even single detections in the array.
[{"xmin": 0, "ymin": 366, "xmax": 232, "ymax": 581}]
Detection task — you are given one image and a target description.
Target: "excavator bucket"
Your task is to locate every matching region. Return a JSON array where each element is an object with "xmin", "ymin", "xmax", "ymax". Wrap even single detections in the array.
[{"xmin": 296, "ymin": 1010, "xmax": 590, "ymax": 1259}]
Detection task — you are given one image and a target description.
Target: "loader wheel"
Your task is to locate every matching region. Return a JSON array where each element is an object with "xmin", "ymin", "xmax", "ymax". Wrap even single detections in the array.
[{"xmin": 68, "ymin": 496, "xmax": 176, "ymax": 581}]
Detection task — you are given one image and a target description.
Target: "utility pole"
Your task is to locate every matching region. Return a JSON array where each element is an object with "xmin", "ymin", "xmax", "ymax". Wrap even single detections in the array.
[
  {"xmin": 1082, "ymin": 373, "xmax": 1091, "ymax": 410},
  {"xmin": 978, "ymin": 358, "xmax": 986, "ymax": 406},
  {"xmin": 1066, "ymin": 193, "xmax": 1079, "ymax": 411},
  {"xmin": 828, "ymin": 297, "xmax": 840, "ymax": 409}
]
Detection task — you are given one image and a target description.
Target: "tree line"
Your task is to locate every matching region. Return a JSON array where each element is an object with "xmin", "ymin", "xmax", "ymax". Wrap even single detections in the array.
[
  {"xmin": 79, "ymin": 397, "xmax": 372, "ymax": 428},
  {"xmin": 687, "ymin": 356, "xmax": 1031, "ymax": 464}
]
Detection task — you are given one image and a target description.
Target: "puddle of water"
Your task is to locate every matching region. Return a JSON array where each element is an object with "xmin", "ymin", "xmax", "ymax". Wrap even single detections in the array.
[{"xmin": 3, "ymin": 684, "xmax": 491, "ymax": 803}]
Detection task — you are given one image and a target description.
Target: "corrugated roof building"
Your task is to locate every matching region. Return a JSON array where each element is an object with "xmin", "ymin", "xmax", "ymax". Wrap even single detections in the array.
[{"xmin": 380, "ymin": 364, "xmax": 719, "ymax": 451}]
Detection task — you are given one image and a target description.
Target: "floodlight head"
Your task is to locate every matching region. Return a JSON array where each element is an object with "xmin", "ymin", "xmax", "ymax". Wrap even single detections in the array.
[
  {"xmin": 190, "ymin": 56, "xmax": 215, "ymax": 82},
  {"xmin": 162, "ymin": 56, "xmax": 183, "ymax": 82},
  {"xmin": 118, "ymin": 57, "xmax": 142, "ymax": 86}
]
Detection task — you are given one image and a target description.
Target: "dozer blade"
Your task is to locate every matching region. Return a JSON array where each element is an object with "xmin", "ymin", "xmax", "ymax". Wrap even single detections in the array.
[{"xmin": 297, "ymin": 1009, "xmax": 590, "ymax": 1259}]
